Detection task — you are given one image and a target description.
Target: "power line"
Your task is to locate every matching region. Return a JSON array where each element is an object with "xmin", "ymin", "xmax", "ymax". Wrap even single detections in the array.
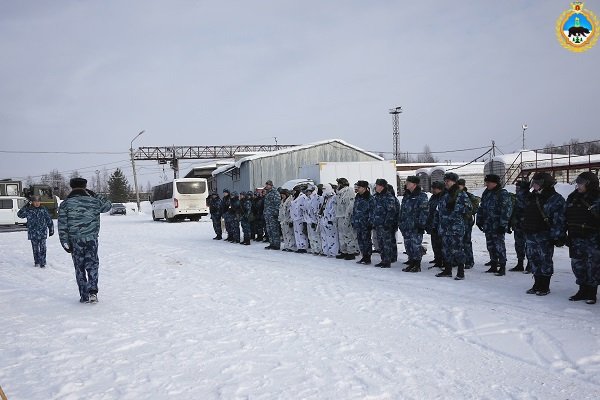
[
  {"xmin": 0, "ymin": 150, "xmax": 127, "ymax": 155},
  {"xmin": 445, "ymin": 148, "xmax": 493, "ymax": 171},
  {"xmin": 372, "ymin": 144, "xmax": 490, "ymax": 155}
]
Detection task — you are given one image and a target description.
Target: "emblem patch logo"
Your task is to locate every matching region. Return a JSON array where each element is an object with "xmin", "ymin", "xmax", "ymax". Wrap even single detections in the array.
[{"xmin": 556, "ymin": 2, "xmax": 598, "ymax": 52}]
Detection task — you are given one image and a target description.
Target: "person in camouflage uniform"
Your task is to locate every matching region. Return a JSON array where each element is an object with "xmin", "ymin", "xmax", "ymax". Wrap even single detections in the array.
[
  {"xmin": 252, "ymin": 190, "xmax": 265, "ymax": 241},
  {"xmin": 320, "ymin": 184, "xmax": 340, "ymax": 257},
  {"xmin": 208, "ymin": 191, "xmax": 223, "ymax": 240},
  {"xmin": 510, "ymin": 179, "xmax": 530, "ymax": 272},
  {"xmin": 279, "ymin": 189, "xmax": 296, "ymax": 252},
  {"xmin": 476, "ymin": 174, "xmax": 513, "ymax": 276},
  {"xmin": 58, "ymin": 178, "xmax": 111, "ymax": 303},
  {"xmin": 351, "ymin": 180, "xmax": 374, "ymax": 265},
  {"xmin": 457, "ymin": 179, "xmax": 479, "ymax": 269},
  {"xmin": 371, "ymin": 179, "xmax": 398, "ymax": 268},
  {"xmin": 17, "ymin": 195, "xmax": 54, "ymax": 268},
  {"xmin": 426, "ymin": 181, "xmax": 445, "ymax": 269},
  {"xmin": 229, "ymin": 191, "xmax": 242, "ymax": 244},
  {"xmin": 263, "ymin": 180, "xmax": 281, "ymax": 250},
  {"xmin": 521, "ymin": 172, "xmax": 566, "ymax": 296},
  {"xmin": 304, "ymin": 185, "xmax": 322, "ymax": 255},
  {"xmin": 240, "ymin": 191, "xmax": 254, "ymax": 245},
  {"xmin": 565, "ymin": 172, "xmax": 600, "ymax": 305},
  {"xmin": 399, "ymin": 176, "xmax": 429, "ymax": 272},
  {"xmin": 434, "ymin": 172, "xmax": 472, "ymax": 280},
  {"xmin": 290, "ymin": 185, "xmax": 309, "ymax": 253},
  {"xmin": 221, "ymin": 189, "xmax": 233, "ymax": 241},
  {"xmin": 335, "ymin": 178, "xmax": 360, "ymax": 260}
]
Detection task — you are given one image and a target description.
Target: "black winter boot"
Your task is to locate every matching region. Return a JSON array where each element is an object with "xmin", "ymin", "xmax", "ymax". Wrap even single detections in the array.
[
  {"xmin": 454, "ymin": 264, "xmax": 465, "ymax": 280},
  {"xmin": 526, "ymin": 275, "xmax": 540, "ymax": 294},
  {"xmin": 536, "ymin": 276, "xmax": 551, "ymax": 296},
  {"xmin": 586, "ymin": 286, "xmax": 597, "ymax": 304},
  {"xmin": 485, "ymin": 261, "xmax": 498, "ymax": 273},
  {"xmin": 569, "ymin": 285, "xmax": 586, "ymax": 301},
  {"xmin": 509, "ymin": 259, "xmax": 524, "ymax": 272},
  {"xmin": 495, "ymin": 264, "xmax": 506, "ymax": 276},
  {"xmin": 402, "ymin": 260, "xmax": 413, "ymax": 272},
  {"xmin": 484, "ymin": 260, "xmax": 492, "ymax": 266},
  {"xmin": 336, "ymin": 253, "xmax": 348, "ymax": 259},
  {"xmin": 436, "ymin": 265, "xmax": 453, "ymax": 277},
  {"xmin": 408, "ymin": 260, "xmax": 421, "ymax": 273},
  {"xmin": 344, "ymin": 253, "xmax": 356, "ymax": 260}
]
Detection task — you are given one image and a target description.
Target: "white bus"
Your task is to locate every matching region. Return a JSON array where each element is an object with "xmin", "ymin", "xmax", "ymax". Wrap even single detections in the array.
[
  {"xmin": 150, "ymin": 178, "xmax": 209, "ymax": 222},
  {"xmin": 0, "ymin": 196, "xmax": 28, "ymax": 225}
]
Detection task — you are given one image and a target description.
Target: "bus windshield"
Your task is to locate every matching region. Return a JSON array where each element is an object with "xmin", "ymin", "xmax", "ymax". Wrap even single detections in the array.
[{"xmin": 176, "ymin": 181, "xmax": 206, "ymax": 194}]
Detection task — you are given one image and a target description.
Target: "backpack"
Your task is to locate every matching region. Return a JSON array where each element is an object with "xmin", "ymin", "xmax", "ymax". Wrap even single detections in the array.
[{"xmin": 464, "ymin": 192, "xmax": 480, "ymax": 224}]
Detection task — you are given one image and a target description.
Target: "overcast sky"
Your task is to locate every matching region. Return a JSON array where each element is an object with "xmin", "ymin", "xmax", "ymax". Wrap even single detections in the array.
[{"xmin": 1, "ymin": 0, "xmax": 598, "ymax": 187}]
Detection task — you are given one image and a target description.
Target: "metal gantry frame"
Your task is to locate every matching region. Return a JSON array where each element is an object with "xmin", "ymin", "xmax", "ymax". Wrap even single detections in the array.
[
  {"xmin": 389, "ymin": 107, "xmax": 402, "ymax": 162},
  {"xmin": 133, "ymin": 144, "xmax": 298, "ymax": 178}
]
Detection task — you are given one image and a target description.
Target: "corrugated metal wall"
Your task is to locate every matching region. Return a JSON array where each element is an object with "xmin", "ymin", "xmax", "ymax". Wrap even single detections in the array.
[{"xmin": 248, "ymin": 142, "xmax": 380, "ymax": 189}]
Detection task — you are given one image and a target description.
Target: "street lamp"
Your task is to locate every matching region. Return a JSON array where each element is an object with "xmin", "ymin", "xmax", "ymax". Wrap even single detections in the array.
[
  {"xmin": 130, "ymin": 130, "xmax": 144, "ymax": 213},
  {"xmin": 522, "ymin": 124, "xmax": 528, "ymax": 150}
]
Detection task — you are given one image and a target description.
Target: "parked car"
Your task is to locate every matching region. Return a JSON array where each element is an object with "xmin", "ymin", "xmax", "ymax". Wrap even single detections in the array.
[
  {"xmin": 109, "ymin": 203, "xmax": 127, "ymax": 215},
  {"xmin": 0, "ymin": 196, "xmax": 28, "ymax": 225}
]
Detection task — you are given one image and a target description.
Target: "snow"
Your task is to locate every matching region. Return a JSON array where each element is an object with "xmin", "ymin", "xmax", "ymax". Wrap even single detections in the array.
[{"xmin": 1, "ymin": 201, "xmax": 599, "ymax": 399}]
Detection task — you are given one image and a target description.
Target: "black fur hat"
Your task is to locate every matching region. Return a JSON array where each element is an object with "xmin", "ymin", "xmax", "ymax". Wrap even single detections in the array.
[
  {"xmin": 406, "ymin": 176, "xmax": 420, "ymax": 184},
  {"xmin": 576, "ymin": 171, "xmax": 599, "ymax": 191},
  {"xmin": 431, "ymin": 181, "xmax": 444, "ymax": 190},
  {"xmin": 70, "ymin": 177, "xmax": 87, "ymax": 189}
]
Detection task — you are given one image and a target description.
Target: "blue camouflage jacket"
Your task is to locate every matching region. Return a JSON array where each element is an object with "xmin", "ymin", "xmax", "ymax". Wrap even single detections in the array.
[
  {"xmin": 209, "ymin": 196, "xmax": 222, "ymax": 220},
  {"xmin": 426, "ymin": 191, "xmax": 445, "ymax": 232},
  {"xmin": 351, "ymin": 191, "xmax": 374, "ymax": 229},
  {"xmin": 434, "ymin": 184, "xmax": 472, "ymax": 236},
  {"xmin": 398, "ymin": 186, "xmax": 429, "ymax": 234},
  {"xmin": 17, "ymin": 204, "xmax": 54, "ymax": 241},
  {"xmin": 263, "ymin": 188, "xmax": 280, "ymax": 220},
  {"xmin": 476, "ymin": 187, "xmax": 513, "ymax": 233},
  {"xmin": 371, "ymin": 188, "xmax": 399, "ymax": 230},
  {"xmin": 58, "ymin": 189, "xmax": 111, "ymax": 245}
]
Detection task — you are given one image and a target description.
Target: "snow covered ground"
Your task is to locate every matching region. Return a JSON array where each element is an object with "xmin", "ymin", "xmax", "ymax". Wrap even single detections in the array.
[{"xmin": 1, "ymin": 197, "xmax": 599, "ymax": 399}]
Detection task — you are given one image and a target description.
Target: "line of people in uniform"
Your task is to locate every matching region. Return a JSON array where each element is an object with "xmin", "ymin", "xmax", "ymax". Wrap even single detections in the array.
[{"xmin": 207, "ymin": 171, "xmax": 600, "ymax": 305}]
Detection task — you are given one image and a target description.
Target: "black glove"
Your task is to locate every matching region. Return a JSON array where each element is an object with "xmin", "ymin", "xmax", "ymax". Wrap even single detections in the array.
[
  {"xmin": 418, "ymin": 228, "xmax": 425, "ymax": 234},
  {"xmin": 311, "ymin": 223, "xmax": 317, "ymax": 229},
  {"xmin": 476, "ymin": 223, "xmax": 484, "ymax": 232},
  {"xmin": 288, "ymin": 222, "xmax": 293, "ymax": 228},
  {"xmin": 553, "ymin": 238, "xmax": 566, "ymax": 248},
  {"xmin": 496, "ymin": 226, "xmax": 506, "ymax": 234},
  {"xmin": 49, "ymin": 229, "xmax": 54, "ymax": 237},
  {"xmin": 62, "ymin": 242, "xmax": 72, "ymax": 253}
]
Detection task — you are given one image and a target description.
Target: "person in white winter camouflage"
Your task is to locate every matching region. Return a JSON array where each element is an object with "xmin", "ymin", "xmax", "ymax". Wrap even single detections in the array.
[
  {"xmin": 304, "ymin": 184, "xmax": 323, "ymax": 255},
  {"xmin": 320, "ymin": 184, "xmax": 340, "ymax": 257},
  {"xmin": 335, "ymin": 177, "xmax": 360, "ymax": 260},
  {"xmin": 279, "ymin": 189, "xmax": 297, "ymax": 252},
  {"xmin": 290, "ymin": 185, "xmax": 309, "ymax": 253}
]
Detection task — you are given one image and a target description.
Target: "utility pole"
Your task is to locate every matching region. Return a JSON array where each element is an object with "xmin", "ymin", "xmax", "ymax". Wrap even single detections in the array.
[
  {"xmin": 522, "ymin": 124, "xmax": 528, "ymax": 150},
  {"xmin": 389, "ymin": 106, "xmax": 402, "ymax": 162},
  {"xmin": 492, "ymin": 140, "xmax": 496, "ymax": 157},
  {"xmin": 130, "ymin": 130, "xmax": 145, "ymax": 212},
  {"xmin": 95, "ymin": 170, "xmax": 100, "ymax": 193}
]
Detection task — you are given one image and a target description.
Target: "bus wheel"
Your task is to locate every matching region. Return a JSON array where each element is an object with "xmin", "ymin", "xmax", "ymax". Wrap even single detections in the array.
[
  {"xmin": 152, "ymin": 211, "xmax": 159, "ymax": 221},
  {"xmin": 190, "ymin": 216, "xmax": 200, "ymax": 222},
  {"xmin": 165, "ymin": 210, "xmax": 173, "ymax": 223}
]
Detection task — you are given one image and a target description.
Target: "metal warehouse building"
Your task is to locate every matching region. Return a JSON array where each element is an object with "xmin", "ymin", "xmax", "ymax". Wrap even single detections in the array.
[{"xmin": 212, "ymin": 139, "xmax": 383, "ymax": 192}]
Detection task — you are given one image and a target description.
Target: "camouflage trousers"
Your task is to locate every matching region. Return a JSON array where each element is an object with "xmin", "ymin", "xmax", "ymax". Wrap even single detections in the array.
[
  {"xmin": 281, "ymin": 222, "xmax": 297, "ymax": 251},
  {"xmin": 355, "ymin": 228, "xmax": 373, "ymax": 257},
  {"xmin": 430, "ymin": 230, "xmax": 443, "ymax": 263},
  {"xmin": 211, "ymin": 217, "xmax": 222, "ymax": 237},
  {"xmin": 320, "ymin": 220, "xmax": 339, "ymax": 257},
  {"xmin": 307, "ymin": 223, "xmax": 322, "ymax": 254},
  {"xmin": 402, "ymin": 232, "xmax": 424, "ymax": 261},
  {"xmin": 485, "ymin": 232, "xmax": 507, "ymax": 265},
  {"xmin": 569, "ymin": 235, "xmax": 600, "ymax": 286},
  {"xmin": 30, "ymin": 239, "xmax": 47, "ymax": 266},
  {"xmin": 464, "ymin": 224, "xmax": 474, "ymax": 267},
  {"xmin": 225, "ymin": 215, "xmax": 240, "ymax": 242},
  {"xmin": 293, "ymin": 220, "xmax": 308, "ymax": 250},
  {"xmin": 442, "ymin": 234, "xmax": 466, "ymax": 267},
  {"xmin": 71, "ymin": 238, "xmax": 100, "ymax": 299},
  {"xmin": 223, "ymin": 214, "xmax": 233, "ymax": 237},
  {"xmin": 513, "ymin": 228, "xmax": 527, "ymax": 261},
  {"xmin": 265, "ymin": 216, "xmax": 281, "ymax": 247},
  {"xmin": 525, "ymin": 232, "xmax": 554, "ymax": 276},
  {"xmin": 337, "ymin": 217, "xmax": 359, "ymax": 254},
  {"xmin": 375, "ymin": 226, "xmax": 396, "ymax": 264},
  {"xmin": 241, "ymin": 219, "xmax": 251, "ymax": 242}
]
